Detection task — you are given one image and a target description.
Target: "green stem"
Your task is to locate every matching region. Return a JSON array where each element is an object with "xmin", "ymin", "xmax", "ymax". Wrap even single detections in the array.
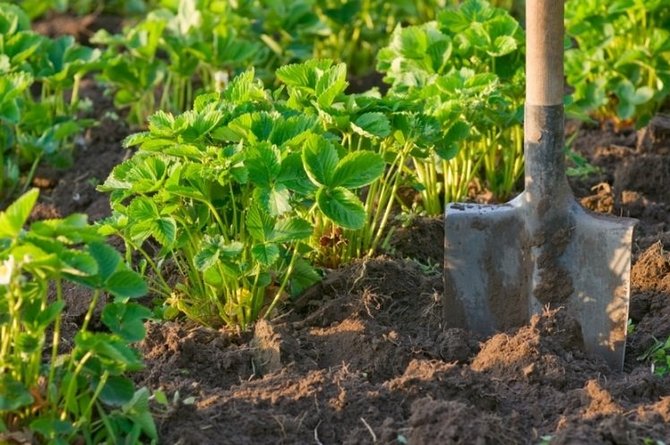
[
  {"xmin": 61, "ymin": 351, "xmax": 93, "ymax": 421},
  {"xmin": 81, "ymin": 289, "xmax": 101, "ymax": 333},
  {"xmin": 70, "ymin": 74, "xmax": 82, "ymax": 109},
  {"xmin": 81, "ymin": 371, "xmax": 109, "ymax": 426},
  {"xmin": 368, "ymin": 151, "xmax": 407, "ymax": 256},
  {"xmin": 263, "ymin": 247, "xmax": 300, "ymax": 319},
  {"xmin": 21, "ymin": 155, "xmax": 43, "ymax": 196},
  {"xmin": 129, "ymin": 243, "xmax": 172, "ymax": 298},
  {"xmin": 46, "ymin": 278, "xmax": 63, "ymax": 405}
]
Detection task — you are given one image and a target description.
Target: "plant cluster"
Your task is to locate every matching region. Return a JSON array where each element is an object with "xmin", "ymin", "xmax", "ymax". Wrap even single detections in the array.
[
  {"xmin": 377, "ymin": 0, "xmax": 525, "ymax": 209},
  {"xmin": 86, "ymin": 0, "xmax": 454, "ymax": 124},
  {"xmin": 0, "ymin": 189, "xmax": 155, "ymax": 444},
  {"xmin": 98, "ymin": 60, "xmax": 447, "ymax": 329},
  {"xmin": 0, "ymin": 3, "xmax": 99, "ymax": 203},
  {"xmin": 565, "ymin": 0, "xmax": 670, "ymax": 127}
]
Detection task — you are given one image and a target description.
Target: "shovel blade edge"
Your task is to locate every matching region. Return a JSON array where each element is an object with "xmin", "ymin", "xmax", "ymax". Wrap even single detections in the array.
[{"xmin": 556, "ymin": 204, "xmax": 636, "ymax": 370}]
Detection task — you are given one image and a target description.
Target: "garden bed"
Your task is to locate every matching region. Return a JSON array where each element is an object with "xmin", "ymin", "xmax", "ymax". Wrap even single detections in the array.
[
  {"xmin": 8, "ymin": 2, "xmax": 669, "ymax": 442},
  {"xmin": 28, "ymin": 77, "xmax": 670, "ymax": 443}
]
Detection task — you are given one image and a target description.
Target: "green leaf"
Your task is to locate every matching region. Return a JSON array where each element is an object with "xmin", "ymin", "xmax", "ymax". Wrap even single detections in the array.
[
  {"xmin": 128, "ymin": 196, "xmax": 159, "ymax": 221},
  {"xmin": 246, "ymin": 206, "xmax": 275, "ymax": 242},
  {"xmin": 194, "ymin": 244, "xmax": 220, "ymax": 271},
  {"xmin": 316, "ymin": 63, "xmax": 348, "ymax": 108},
  {"xmin": 105, "ymin": 271, "xmax": 148, "ymax": 299},
  {"xmin": 302, "ymin": 135, "xmax": 338, "ymax": 187},
  {"xmin": 271, "ymin": 218, "xmax": 313, "ymax": 242},
  {"xmin": 631, "ymin": 86, "xmax": 654, "ymax": 105},
  {"xmin": 194, "ymin": 237, "xmax": 242, "ymax": 271},
  {"xmin": 246, "ymin": 142, "xmax": 281, "ymax": 187},
  {"xmin": 36, "ymin": 301, "xmax": 65, "ymax": 326},
  {"xmin": 0, "ymin": 375, "xmax": 33, "ymax": 410},
  {"xmin": 316, "ymin": 187, "xmax": 366, "ymax": 230},
  {"xmin": 490, "ymin": 35, "xmax": 517, "ymax": 56},
  {"xmin": 0, "ymin": 188, "xmax": 38, "ymax": 238},
  {"xmin": 436, "ymin": 121, "xmax": 469, "ymax": 160},
  {"xmin": 15, "ymin": 333, "xmax": 40, "ymax": 354},
  {"xmin": 251, "ymin": 243, "xmax": 280, "ymax": 266},
  {"xmin": 123, "ymin": 388, "xmax": 157, "ymax": 440},
  {"xmin": 277, "ymin": 153, "xmax": 316, "ymax": 195},
  {"xmin": 101, "ymin": 302, "xmax": 152, "ymax": 342},
  {"xmin": 61, "ymin": 249, "xmax": 99, "ymax": 277},
  {"xmin": 202, "ymin": 265, "xmax": 223, "ymax": 286},
  {"xmin": 153, "ymin": 217, "xmax": 177, "ymax": 246},
  {"xmin": 276, "ymin": 60, "xmax": 334, "ymax": 89},
  {"xmin": 351, "ymin": 113, "xmax": 392, "ymax": 139},
  {"xmin": 289, "ymin": 258, "xmax": 321, "ymax": 296},
  {"xmin": 398, "ymin": 26, "xmax": 430, "ymax": 59},
  {"xmin": 331, "ymin": 151, "xmax": 384, "ymax": 189},
  {"xmin": 88, "ymin": 242, "xmax": 121, "ymax": 282},
  {"xmin": 99, "ymin": 375, "xmax": 136, "ymax": 407},
  {"xmin": 264, "ymin": 186, "xmax": 292, "ymax": 216},
  {"xmin": 148, "ymin": 110, "xmax": 175, "ymax": 136},
  {"xmin": 29, "ymin": 417, "xmax": 74, "ymax": 438},
  {"xmin": 75, "ymin": 332, "xmax": 143, "ymax": 370}
]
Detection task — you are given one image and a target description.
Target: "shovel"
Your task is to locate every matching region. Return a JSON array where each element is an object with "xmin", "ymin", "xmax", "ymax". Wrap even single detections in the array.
[{"xmin": 443, "ymin": 0, "xmax": 636, "ymax": 370}]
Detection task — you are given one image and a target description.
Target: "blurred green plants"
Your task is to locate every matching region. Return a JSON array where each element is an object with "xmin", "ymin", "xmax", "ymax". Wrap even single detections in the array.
[
  {"xmin": 565, "ymin": 0, "xmax": 670, "ymax": 127},
  {"xmin": 0, "ymin": 3, "xmax": 99, "ymax": 203},
  {"xmin": 8, "ymin": 0, "xmax": 157, "ymax": 18}
]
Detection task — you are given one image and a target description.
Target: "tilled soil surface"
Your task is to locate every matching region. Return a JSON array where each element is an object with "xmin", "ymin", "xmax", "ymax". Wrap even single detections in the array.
[{"xmin": 136, "ymin": 249, "xmax": 670, "ymax": 444}]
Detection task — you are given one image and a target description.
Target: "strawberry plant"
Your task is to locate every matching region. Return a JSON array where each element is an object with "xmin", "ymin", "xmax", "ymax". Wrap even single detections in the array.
[
  {"xmin": 92, "ymin": 1, "xmax": 264, "ymax": 122},
  {"xmin": 377, "ymin": 0, "xmax": 525, "ymax": 208},
  {"xmin": 92, "ymin": 17, "xmax": 168, "ymax": 126},
  {"xmin": 98, "ymin": 60, "xmax": 443, "ymax": 328},
  {"xmin": 273, "ymin": 60, "xmax": 445, "ymax": 261},
  {"xmin": 639, "ymin": 335, "xmax": 670, "ymax": 377},
  {"xmin": 98, "ymin": 70, "xmax": 323, "ymax": 328},
  {"xmin": 0, "ymin": 72, "xmax": 32, "ymax": 200},
  {"xmin": 0, "ymin": 189, "xmax": 156, "ymax": 444},
  {"xmin": 33, "ymin": 35, "xmax": 101, "ymax": 115},
  {"xmin": 565, "ymin": 0, "xmax": 670, "ymax": 127}
]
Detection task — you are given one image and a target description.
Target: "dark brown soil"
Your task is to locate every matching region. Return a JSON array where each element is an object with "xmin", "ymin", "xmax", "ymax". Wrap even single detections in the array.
[
  {"xmin": 139, "ymin": 254, "xmax": 670, "ymax": 444},
  {"xmin": 32, "ymin": 12, "xmax": 124, "ymax": 45},
  {"xmin": 30, "ymin": 79, "xmax": 131, "ymax": 221}
]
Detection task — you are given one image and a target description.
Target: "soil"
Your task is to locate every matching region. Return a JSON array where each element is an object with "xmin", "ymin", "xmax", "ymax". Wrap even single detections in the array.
[
  {"xmin": 22, "ymin": 17, "xmax": 670, "ymax": 444},
  {"xmin": 32, "ymin": 12, "xmax": 125, "ymax": 45}
]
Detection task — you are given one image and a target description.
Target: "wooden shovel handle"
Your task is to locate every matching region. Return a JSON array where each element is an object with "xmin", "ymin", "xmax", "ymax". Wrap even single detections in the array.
[{"xmin": 526, "ymin": 0, "xmax": 564, "ymax": 106}]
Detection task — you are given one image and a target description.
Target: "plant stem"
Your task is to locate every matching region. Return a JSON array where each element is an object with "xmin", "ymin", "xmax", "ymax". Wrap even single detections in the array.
[
  {"xmin": 70, "ymin": 74, "xmax": 82, "ymax": 109},
  {"xmin": 81, "ymin": 289, "xmax": 101, "ymax": 333},
  {"xmin": 46, "ymin": 278, "xmax": 63, "ymax": 405},
  {"xmin": 263, "ymin": 247, "xmax": 299, "ymax": 319}
]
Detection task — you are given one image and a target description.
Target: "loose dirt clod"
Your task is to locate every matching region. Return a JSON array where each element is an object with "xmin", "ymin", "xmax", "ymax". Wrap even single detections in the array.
[{"xmin": 471, "ymin": 308, "xmax": 606, "ymax": 389}]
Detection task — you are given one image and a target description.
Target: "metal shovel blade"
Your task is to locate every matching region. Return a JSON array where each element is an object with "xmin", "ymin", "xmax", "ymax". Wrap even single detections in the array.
[
  {"xmin": 444, "ymin": 192, "xmax": 636, "ymax": 370},
  {"xmin": 442, "ymin": 0, "xmax": 637, "ymax": 370}
]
